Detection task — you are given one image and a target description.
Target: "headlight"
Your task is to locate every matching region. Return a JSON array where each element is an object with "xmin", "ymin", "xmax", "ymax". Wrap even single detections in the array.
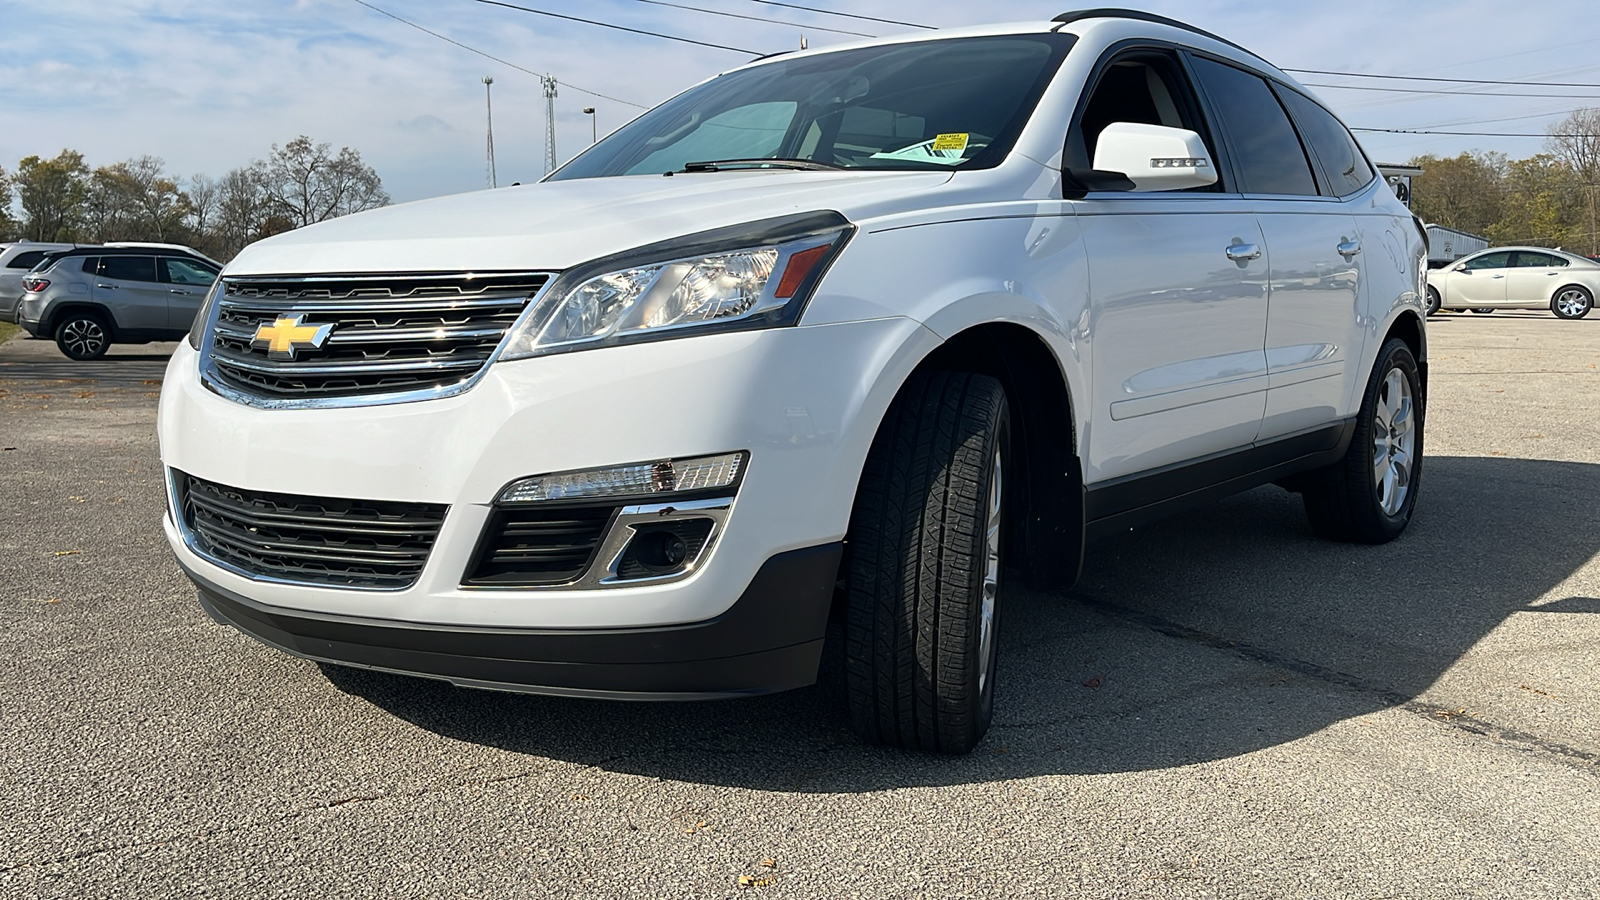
[
  {"xmin": 186, "ymin": 280, "xmax": 226, "ymax": 351},
  {"xmin": 501, "ymin": 211, "xmax": 852, "ymax": 361}
]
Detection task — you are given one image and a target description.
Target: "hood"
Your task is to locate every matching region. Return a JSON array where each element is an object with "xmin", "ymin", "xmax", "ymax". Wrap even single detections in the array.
[{"xmin": 226, "ymin": 170, "xmax": 955, "ymax": 276}]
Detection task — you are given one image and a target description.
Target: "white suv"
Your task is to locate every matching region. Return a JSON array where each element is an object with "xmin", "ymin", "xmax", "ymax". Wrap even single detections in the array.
[{"xmin": 159, "ymin": 12, "xmax": 1427, "ymax": 753}]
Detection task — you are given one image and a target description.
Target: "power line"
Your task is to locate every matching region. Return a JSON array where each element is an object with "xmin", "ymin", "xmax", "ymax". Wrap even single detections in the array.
[
  {"xmin": 1353, "ymin": 127, "xmax": 1600, "ymax": 138},
  {"xmin": 470, "ymin": 0, "xmax": 762, "ymax": 56},
  {"xmin": 626, "ymin": 0, "xmax": 875, "ymax": 38},
  {"xmin": 346, "ymin": 0, "xmax": 647, "ymax": 107},
  {"xmin": 739, "ymin": 0, "xmax": 934, "ymax": 30},
  {"xmin": 1286, "ymin": 68, "xmax": 1600, "ymax": 89},
  {"xmin": 1304, "ymin": 82, "xmax": 1600, "ymax": 100}
]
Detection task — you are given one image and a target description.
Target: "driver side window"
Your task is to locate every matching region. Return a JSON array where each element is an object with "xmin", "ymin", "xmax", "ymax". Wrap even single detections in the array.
[{"xmin": 1463, "ymin": 251, "xmax": 1513, "ymax": 271}]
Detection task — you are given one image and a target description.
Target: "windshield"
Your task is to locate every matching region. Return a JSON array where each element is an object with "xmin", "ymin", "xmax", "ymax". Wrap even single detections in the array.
[{"xmin": 550, "ymin": 34, "xmax": 1075, "ymax": 181}]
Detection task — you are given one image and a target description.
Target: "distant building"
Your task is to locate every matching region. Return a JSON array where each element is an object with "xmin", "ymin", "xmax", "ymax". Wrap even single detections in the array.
[{"xmin": 1424, "ymin": 225, "xmax": 1490, "ymax": 267}]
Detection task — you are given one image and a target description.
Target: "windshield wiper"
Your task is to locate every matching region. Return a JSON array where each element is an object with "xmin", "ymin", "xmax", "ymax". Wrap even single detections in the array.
[{"xmin": 680, "ymin": 158, "xmax": 845, "ymax": 173}]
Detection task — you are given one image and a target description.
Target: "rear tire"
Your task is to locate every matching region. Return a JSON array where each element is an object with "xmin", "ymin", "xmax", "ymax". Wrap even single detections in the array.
[
  {"xmin": 844, "ymin": 370, "xmax": 1009, "ymax": 755},
  {"xmin": 1551, "ymin": 285, "xmax": 1592, "ymax": 319},
  {"xmin": 54, "ymin": 311, "xmax": 111, "ymax": 360},
  {"xmin": 1301, "ymin": 338, "xmax": 1423, "ymax": 544}
]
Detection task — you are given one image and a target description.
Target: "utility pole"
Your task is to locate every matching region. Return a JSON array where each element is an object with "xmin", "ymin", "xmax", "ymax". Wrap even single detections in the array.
[
  {"xmin": 583, "ymin": 107, "xmax": 596, "ymax": 145},
  {"xmin": 541, "ymin": 74, "xmax": 559, "ymax": 176},
  {"xmin": 482, "ymin": 76, "xmax": 497, "ymax": 189}
]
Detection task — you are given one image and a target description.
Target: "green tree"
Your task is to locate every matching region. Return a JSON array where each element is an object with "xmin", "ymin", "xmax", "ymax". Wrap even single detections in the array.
[
  {"xmin": 0, "ymin": 164, "xmax": 15, "ymax": 239},
  {"xmin": 1407, "ymin": 151, "xmax": 1508, "ymax": 237},
  {"xmin": 1487, "ymin": 154, "xmax": 1585, "ymax": 250},
  {"xmin": 15, "ymin": 150, "xmax": 89, "ymax": 242}
]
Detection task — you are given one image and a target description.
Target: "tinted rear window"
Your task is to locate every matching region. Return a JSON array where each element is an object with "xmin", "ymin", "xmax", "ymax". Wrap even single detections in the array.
[
  {"xmin": 97, "ymin": 256, "xmax": 159, "ymax": 283},
  {"xmin": 1279, "ymin": 88, "xmax": 1374, "ymax": 197},
  {"xmin": 1190, "ymin": 57, "xmax": 1317, "ymax": 196},
  {"xmin": 6, "ymin": 251, "xmax": 48, "ymax": 269}
]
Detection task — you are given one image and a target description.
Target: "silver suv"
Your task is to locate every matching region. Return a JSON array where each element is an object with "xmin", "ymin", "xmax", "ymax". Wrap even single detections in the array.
[
  {"xmin": 17, "ymin": 245, "xmax": 221, "ymax": 359},
  {"xmin": 0, "ymin": 241, "xmax": 80, "ymax": 324}
]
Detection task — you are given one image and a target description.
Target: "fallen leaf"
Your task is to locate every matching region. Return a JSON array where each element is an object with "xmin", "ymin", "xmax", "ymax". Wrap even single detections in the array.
[
  {"xmin": 75, "ymin": 391, "xmax": 95, "ymax": 399},
  {"xmin": 52, "ymin": 549, "xmax": 82, "ymax": 557},
  {"xmin": 68, "ymin": 496, "xmax": 87, "ymax": 503},
  {"xmin": 142, "ymin": 379, "xmax": 162, "ymax": 385},
  {"xmin": 1084, "ymin": 676, "xmax": 1104, "ymax": 689},
  {"xmin": 737, "ymin": 875, "xmax": 776, "ymax": 888},
  {"xmin": 759, "ymin": 859, "xmax": 777, "ymax": 869}
]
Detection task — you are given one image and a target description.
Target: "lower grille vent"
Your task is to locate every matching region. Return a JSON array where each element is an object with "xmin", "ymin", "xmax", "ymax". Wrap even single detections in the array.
[
  {"xmin": 177, "ymin": 472, "xmax": 446, "ymax": 589},
  {"xmin": 465, "ymin": 505, "xmax": 619, "ymax": 587}
]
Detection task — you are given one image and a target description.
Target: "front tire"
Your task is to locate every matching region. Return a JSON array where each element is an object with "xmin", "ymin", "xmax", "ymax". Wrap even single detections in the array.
[
  {"xmin": 1301, "ymin": 338, "xmax": 1423, "ymax": 544},
  {"xmin": 1424, "ymin": 286, "xmax": 1442, "ymax": 316},
  {"xmin": 54, "ymin": 311, "xmax": 111, "ymax": 360},
  {"xmin": 1552, "ymin": 285, "xmax": 1592, "ymax": 319},
  {"xmin": 844, "ymin": 371, "xmax": 1009, "ymax": 755}
]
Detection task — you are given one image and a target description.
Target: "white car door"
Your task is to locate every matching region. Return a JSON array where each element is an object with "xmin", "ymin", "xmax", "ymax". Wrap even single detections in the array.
[
  {"xmin": 1215, "ymin": 73, "xmax": 1374, "ymax": 438},
  {"xmin": 1444, "ymin": 250, "xmax": 1512, "ymax": 307},
  {"xmin": 1068, "ymin": 50, "xmax": 1269, "ymax": 484},
  {"xmin": 1503, "ymin": 250, "xmax": 1566, "ymax": 308}
]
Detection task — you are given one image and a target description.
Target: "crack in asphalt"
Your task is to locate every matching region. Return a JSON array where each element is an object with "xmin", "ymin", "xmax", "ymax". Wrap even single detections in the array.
[
  {"xmin": 1074, "ymin": 594, "xmax": 1600, "ymax": 774},
  {"xmin": 0, "ymin": 767, "xmax": 551, "ymax": 875}
]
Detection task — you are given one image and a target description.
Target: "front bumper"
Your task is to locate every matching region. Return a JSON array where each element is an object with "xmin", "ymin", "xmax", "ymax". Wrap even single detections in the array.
[
  {"xmin": 182, "ymin": 542, "xmax": 842, "ymax": 698},
  {"xmin": 160, "ymin": 316, "xmax": 934, "ymax": 641}
]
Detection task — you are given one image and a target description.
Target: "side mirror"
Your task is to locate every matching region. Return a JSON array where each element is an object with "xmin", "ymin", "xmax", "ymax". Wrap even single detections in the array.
[
  {"xmin": 1081, "ymin": 123, "xmax": 1219, "ymax": 192},
  {"xmin": 1453, "ymin": 265, "xmax": 1468, "ymax": 273}
]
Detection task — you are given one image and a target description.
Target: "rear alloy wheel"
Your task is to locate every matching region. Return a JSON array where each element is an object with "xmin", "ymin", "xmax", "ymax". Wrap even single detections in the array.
[
  {"xmin": 1551, "ymin": 285, "xmax": 1593, "ymax": 319},
  {"xmin": 1300, "ymin": 338, "xmax": 1423, "ymax": 544},
  {"xmin": 844, "ymin": 370, "xmax": 1009, "ymax": 754},
  {"xmin": 1424, "ymin": 286, "xmax": 1442, "ymax": 316},
  {"xmin": 55, "ymin": 312, "xmax": 111, "ymax": 361},
  {"xmin": 1470, "ymin": 308, "xmax": 1493, "ymax": 315}
]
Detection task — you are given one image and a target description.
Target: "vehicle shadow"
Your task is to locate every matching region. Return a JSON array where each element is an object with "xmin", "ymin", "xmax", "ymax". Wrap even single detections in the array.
[{"xmin": 322, "ymin": 455, "xmax": 1600, "ymax": 791}]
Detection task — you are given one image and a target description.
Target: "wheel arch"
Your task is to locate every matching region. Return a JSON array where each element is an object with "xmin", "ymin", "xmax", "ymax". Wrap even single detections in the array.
[
  {"xmin": 1379, "ymin": 309, "xmax": 1427, "ymax": 400},
  {"xmin": 41, "ymin": 302, "xmax": 117, "ymax": 339},
  {"xmin": 872, "ymin": 321, "xmax": 1085, "ymax": 591}
]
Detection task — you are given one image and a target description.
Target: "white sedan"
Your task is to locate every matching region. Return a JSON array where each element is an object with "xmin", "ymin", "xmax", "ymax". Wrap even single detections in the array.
[{"xmin": 1426, "ymin": 246, "xmax": 1597, "ymax": 319}]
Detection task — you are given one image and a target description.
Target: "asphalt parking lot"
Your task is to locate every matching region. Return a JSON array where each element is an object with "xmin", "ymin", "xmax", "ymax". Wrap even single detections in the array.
[{"xmin": 2, "ymin": 314, "xmax": 1597, "ymax": 899}]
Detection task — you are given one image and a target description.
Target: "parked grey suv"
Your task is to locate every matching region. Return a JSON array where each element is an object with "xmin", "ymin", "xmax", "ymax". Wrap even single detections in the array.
[
  {"xmin": 0, "ymin": 241, "xmax": 80, "ymax": 324},
  {"xmin": 17, "ymin": 245, "xmax": 221, "ymax": 359}
]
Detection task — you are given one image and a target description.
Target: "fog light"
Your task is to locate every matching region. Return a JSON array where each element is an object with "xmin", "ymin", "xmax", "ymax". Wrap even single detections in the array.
[
  {"xmin": 617, "ymin": 519, "xmax": 716, "ymax": 579},
  {"xmin": 498, "ymin": 452, "xmax": 746, "ymax": 504}
]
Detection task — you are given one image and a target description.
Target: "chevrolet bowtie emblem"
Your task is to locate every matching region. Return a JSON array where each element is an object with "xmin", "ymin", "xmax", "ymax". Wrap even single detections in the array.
[{"xmin": 252, "ymin": 314, "xmax": 333, "ymax": 360}]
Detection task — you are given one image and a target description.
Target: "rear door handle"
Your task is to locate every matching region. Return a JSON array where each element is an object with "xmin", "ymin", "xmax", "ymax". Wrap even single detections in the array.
[
  {"xmin": 169, "ymin": 289, "xmax": 192, "ymax": 295},
  {"xmin": 1336, "ymin": 239, "xmax": 1361, "ymax": 256},
  {"xmin": 1225, "ymin": 242, "xmax": 1262, "ymax": 261},
  {"xmin": 95, "ymin": 283, "xmax": 118, "ymax": 289}
]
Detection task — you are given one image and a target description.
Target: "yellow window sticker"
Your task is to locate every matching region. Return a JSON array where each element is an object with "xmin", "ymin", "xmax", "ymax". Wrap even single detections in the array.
[{"xmin": 931, "ymin": 133, "xmax": 970, "ymax": 152}]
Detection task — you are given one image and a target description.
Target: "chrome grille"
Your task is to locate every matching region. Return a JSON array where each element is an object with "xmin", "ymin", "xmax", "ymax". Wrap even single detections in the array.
[
  {"xmin": 175, "ymin": 471, "xmax": 447, "ymax": 590},
  {"xmin": 200, "ymin": 272, "xmax": 552, "ymax": 407}
]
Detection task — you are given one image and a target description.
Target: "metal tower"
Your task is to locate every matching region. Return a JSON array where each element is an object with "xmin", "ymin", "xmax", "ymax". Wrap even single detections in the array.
[
  {"xmin": 541, "ymin": 74, "xmax": 559, "ymax": 176},
  {"xmin": 482, "ymin": 76, "xmax": 497, "ymax": 189}
]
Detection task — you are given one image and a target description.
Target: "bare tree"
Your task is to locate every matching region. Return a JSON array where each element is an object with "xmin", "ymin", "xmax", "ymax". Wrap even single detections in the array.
[
  {"xmin": 213, "ymin": 163, "xmax": 276, "ymax": 259},
  {"xmin": 186, "ymin": 173, "xmax": 220, "ymax": 243},
  {"xmin": 0, "ymin": 164, "xmax": 15, "ymax": 240},
  {"xmin": 263, "ymin": 136, "xmax": 390, "ymax": 228},
  {"xmin": 1547, "ymin": 108, "xmax": 1600, "ymax": 256}
]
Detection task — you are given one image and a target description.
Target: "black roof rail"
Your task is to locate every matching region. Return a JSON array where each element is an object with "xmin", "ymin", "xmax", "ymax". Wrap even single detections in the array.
[{"xmin": 1051, "ymin": 9, "xmax": 1254, "ymax": 56}]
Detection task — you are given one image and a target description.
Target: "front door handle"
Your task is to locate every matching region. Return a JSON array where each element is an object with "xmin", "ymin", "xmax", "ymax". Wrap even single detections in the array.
[
  {"xmin": 169, "ymin": 289, "xmax": 192, "ymax": 295},
  {"xmin": 1225, "ymin": 242, "xmax": 1262, "ymax": 261},
  {"xmin": 1491, "ymin": 274, "xmax": 1505, "ymax": 279},
  {"xmin": 95, "ymin": 283, "xmax": 119, "ymax": 289},
  {"xmin": 1336, "ymin": 239, "xmax": 1361, "ymax": 256}
]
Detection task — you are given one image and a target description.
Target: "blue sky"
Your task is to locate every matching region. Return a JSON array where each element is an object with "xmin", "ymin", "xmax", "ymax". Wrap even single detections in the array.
[{"xmin": 2, "ymin": 0, "xmax": 1597, "ymax": 203}]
